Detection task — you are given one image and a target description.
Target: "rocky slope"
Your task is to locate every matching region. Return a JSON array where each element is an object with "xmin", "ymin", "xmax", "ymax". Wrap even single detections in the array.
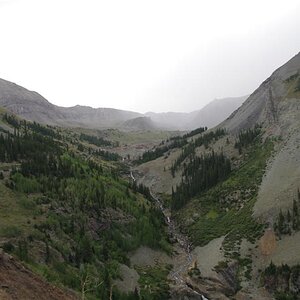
[
  {"xmin": 135, "ymin": 51, "xmax": 300, "ymax": 299},
  {"xmin": 221, "ymin": 52, "xmax": 300, "ymax": 134},
  {"xmin": 221, "ymin": 52, "xmax": 300, "ymax": 220}
]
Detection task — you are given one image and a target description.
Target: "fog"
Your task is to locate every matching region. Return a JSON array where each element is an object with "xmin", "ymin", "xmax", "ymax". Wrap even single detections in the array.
[{"xmin": 0, "ymin": 0, "xmax": 300, "ymax": 113}]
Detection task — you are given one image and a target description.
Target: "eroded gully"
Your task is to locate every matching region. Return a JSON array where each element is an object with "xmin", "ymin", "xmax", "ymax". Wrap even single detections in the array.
[{"xmin": 130, "ymin": 172, "xmax": 208, "ymax": 300}]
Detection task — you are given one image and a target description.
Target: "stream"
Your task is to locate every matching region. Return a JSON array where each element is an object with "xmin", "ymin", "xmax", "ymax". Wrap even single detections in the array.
[{"xmin": 130, "ymin": 172, "xmax": 208, "ymax": 300}]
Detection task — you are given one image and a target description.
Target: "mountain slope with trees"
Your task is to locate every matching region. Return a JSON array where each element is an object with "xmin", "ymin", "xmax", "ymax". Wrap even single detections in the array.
[
  {"xmin": 0, "ymin": 109, "xmax": 171, "ymax": 299},
  {"xmin": 135, "ymin": 52, "xmax": 300, "ymax": 299}
]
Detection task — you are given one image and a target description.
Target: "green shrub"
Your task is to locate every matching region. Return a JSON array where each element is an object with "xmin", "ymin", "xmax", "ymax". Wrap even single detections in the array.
[
  {"xmin": 11, "ymin": 173, "xmax": 41, "ymax": 193},
  {"xmin": 2, "ymin": 241, "xmax": 15, "ymax": 252},
  {"xmin": 0, "ymin": 225, "xmax": 22, "ymax": 238}
]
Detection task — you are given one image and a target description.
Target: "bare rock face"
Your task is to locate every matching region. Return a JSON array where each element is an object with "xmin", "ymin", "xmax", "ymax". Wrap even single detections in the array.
[
  {"xmin": 259, "ymin": 229, "xmax": 277, "ymax": 256},
  {"xmin": 221, "ymin": 52, "xmax": 300, "ymax": 135}
]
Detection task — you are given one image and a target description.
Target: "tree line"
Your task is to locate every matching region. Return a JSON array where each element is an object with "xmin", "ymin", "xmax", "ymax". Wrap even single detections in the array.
[
  {"xmin": 170, "ymin": 128, "xmax": 226, "ymax": 176},
  {"xmin": 171, "ymin": 151, "xmax": 231, "ymax": 210},
  {"xmin": 136, "ymin": 127, "xmax": 208, "ymax": 164},
  {"xmin": 234, "ymin": 125, "xmax": 261, "ymax": 154}
]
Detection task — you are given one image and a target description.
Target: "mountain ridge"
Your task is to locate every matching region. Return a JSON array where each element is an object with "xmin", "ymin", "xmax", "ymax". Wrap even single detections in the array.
[
  {"xmin": 221, "ymin": 51, "xmax": 300, "ymax": 134},
  {"xmin": 0, "ymin": 77, "xmax": 246, "ymax": 131}
]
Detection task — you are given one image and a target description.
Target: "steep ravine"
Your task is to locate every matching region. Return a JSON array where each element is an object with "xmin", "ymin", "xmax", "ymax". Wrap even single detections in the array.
[{"xmin": 131, "ymin": 172, "xmax": 207, "ymax": 300}]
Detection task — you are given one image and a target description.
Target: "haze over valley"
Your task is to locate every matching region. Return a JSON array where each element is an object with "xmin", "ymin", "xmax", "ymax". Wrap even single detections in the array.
[{"xmin": 1, "ymin": 1, "xmax": 300, "ymax": 300}]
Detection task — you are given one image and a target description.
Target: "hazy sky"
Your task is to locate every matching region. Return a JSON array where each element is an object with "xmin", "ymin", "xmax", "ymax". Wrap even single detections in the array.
[{"xmin": 0, "ymin": 0, "xmax": 300, "ymax": 113}]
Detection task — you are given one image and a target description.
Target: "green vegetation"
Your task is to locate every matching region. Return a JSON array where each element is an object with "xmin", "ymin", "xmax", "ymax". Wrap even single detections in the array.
[
  {"xmin": 205, "ymin": 209, "xmax": 218, "ymax": 219},
  {"xmin": 182, "ymin": 126, "xmax": 207, "ymax": 139},
  {"xmin": 176, "ymin": 137, "xmax": 273, "ymax": 256},
  {"xmin": 238, "ymin": 257, "xmax": 253, "ymax": 281},
  {"xmin": 171, "ymin": 151, "xmax": 231, "ymax": 210},
  {"xmin": 234, "ymin": 125, "xmax": 261, "ymax": 154},
  {"xmin": 136, "ymin": 127, "xmax": 208, "ymax": 164},
  {"xmin": 79, "ymin": 132, "xmax": 114, "ymax": 147},
  {"xmin": 136, "ymin": 265, "xmax": 171, "ymax": 300},
  {"xmin": 170, "ymin": 128, "xmax": 226, "ymax": 175},
  {"xmin": 274, "ymin": 195, "xmax": 300, "ymax": 237},
  {"xmin": 262, "ymin": 262, "xmax": 300, "ymax": 299},
  {"xmin": 190, "ymin": 198, "xmax": 263, "ymax": 249},
  {"xmin": 93, "ymin": 148, "xmax": 122, "ymax": 161},
  {"xmin": 136, "ymin": 136, "xmax": 188, "ymax": 164},
  {"xmin": 0, "ymin": 225, "xmax": 22, "ymax": 238},
  {"xmin": 0, "ymin": 113, "xmax": 170, "ymax": 299}
]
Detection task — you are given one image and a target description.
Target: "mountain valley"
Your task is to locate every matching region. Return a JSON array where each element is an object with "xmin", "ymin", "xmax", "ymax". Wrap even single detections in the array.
[{"xmin": 0, "ymin": 52, "xmax": 300, "ymax": 300}]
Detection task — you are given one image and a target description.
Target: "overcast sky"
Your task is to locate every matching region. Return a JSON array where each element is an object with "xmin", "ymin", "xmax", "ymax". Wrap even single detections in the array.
[{"xmin": 0, "ymin": 0, "xmax": 300, "ymax": 113}]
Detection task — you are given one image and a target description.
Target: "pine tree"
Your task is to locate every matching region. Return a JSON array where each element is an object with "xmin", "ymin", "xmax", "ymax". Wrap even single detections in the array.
[{"xmin": 278, "ymin": 210, "xmax": 285, "ymax": 234}]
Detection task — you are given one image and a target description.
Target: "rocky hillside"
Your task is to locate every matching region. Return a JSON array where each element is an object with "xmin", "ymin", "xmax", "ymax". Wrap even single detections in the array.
[
  {"xmin": 221, "ymin": 52, "xmax": 300, "ymax": 219},
  {"xmin": 135, "ymin": 52, "xmax": 300, "ymax": 299},
  {"xmin": 221, "ymin": 52, "xmax": 300, "ymax": 134}
]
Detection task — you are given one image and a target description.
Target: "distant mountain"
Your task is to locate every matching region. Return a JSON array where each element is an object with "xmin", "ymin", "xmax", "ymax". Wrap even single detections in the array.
[
  {"xmin": 145, "ymin": 111, "xmax": 194, "ymax": 130},
  {"xmin": 0, "ymin": 77, "xmax": 246, "ymax": 131},
  {"xmin": 187, "ymin": 95, "xmax": 248, "ymax": 129},
  {"xmin": 0, "ymin": 78, "xmax": 141, "ymax": 129},
  {"xmin": 146, "ymin": 96, "xmax": 247, "ymax": 130}
]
